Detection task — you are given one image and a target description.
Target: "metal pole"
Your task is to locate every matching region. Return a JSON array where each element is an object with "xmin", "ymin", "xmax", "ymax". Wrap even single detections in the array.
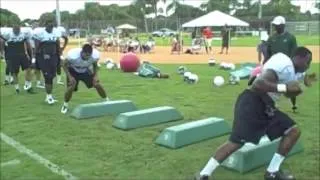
[
  {"xmin": 258, "ymin": 0, "xmax": 262, "ymax": 36},
  {"xmin": 56, "ymin": 0, "xmax": 61, "ymax": 26}
]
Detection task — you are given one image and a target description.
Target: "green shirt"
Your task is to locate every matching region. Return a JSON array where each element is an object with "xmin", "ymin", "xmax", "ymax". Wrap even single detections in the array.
[{"xmin": 267, "ymin": 31, "xmax": 297, "ymax": 58}]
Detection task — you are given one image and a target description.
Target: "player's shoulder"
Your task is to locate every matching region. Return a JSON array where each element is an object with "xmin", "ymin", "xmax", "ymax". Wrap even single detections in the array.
[
  {"xmin": 21, "ymin": 27, "xmax": 33, "ymax": 37},
  {"xmin": 57, "ymin": 26, "xmax": 67, "ymax": 35},
  {"xmin": 32, "ymin": 27, "xmax": 45, "ymax": 35},
  {"xmin": 284, "ymin": 32, "xmax": 296, "ymax": 39},
  {"xmin": 0, "ymin": 27, "xmax": 12, "ymax": 36},
  {"xmin": 264, "ymin": 53, "xmax": 293, "ymax": 72},
  {"xmin": 92, "ymin": 49, "xmax": 100, "ymax": 59},
  {"xmin": 54, "ymin": 26, "xmax": 67, "ymax": 37},
  {"xmin": 67, "ymin": 48, "xmax": 82, "ymax": 60}
]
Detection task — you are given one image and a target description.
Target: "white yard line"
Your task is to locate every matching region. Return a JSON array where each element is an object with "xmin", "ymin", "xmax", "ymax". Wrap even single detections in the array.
[
  {"xmin": 1, "ymin": 159, "xmax": 21, "ymax": 167},
  {"xmin": 1, "ymin": 132, "xmax": 77, "ymax": 180}
]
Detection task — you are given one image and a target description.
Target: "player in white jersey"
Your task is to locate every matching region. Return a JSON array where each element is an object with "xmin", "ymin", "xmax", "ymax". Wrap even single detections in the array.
[
  {"xmin": 60, "ymin": 44, "xmax": 109, "ymax": 114},
  {"xmin": 0, "ymin": 31, "xmax": 13, "ymax": 85},
  {"xmin": 33, "ymin": 19, "xmax": 62, "ymax": 104},
  {"xmin": 30, "ymin": 25, "xmax": 45, "ymax": 89},
  {"xmin": 0, "ymin": 25, "xmax": 34, "ymax": 94},
  {"xmin": 195, "ymin": 47, "xmax": 315, "ymax": 180}
]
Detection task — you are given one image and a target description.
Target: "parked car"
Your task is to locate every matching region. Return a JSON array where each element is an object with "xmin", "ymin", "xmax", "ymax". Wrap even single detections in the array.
[{"xmin": 152, "ymin": 28, "xmax": 177, "ymax": 37}]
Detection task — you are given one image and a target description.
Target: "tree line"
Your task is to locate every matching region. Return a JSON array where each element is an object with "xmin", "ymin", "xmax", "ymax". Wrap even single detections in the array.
[{"xmin": 1, "ymin": 0, "xmax": 319, "ymax": 30}]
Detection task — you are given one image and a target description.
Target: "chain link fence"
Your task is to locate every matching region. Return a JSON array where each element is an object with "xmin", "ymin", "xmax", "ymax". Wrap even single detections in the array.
[{"xmin": 61, "ymin": 16, "xmax": 319, "ymax": 37}]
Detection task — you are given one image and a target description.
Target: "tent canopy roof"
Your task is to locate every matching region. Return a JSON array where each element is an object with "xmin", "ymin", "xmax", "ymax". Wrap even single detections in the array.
[{"xmin": 182, "ymin": 10, "xmax": 249, "ymax": 28}]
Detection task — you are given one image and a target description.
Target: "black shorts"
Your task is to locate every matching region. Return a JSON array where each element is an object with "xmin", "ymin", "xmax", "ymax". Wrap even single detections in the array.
[
  {"xmin": 7, "ymin": 54, "xmax": 30, "ymax": 74},
  {"xmin": 222, "ymin": 40, "xmax": 229, "ymax": 47},
  {"xmin": 4, "ymin": 46, "xmax": 8, "ymax": 63},
  {"xmin": 57, "ymin": 55, "xmax": 61, "ymax": 67},
  {"xmin": 38, "ymin": 54, "xmax": 58, "ymax": 79},
  {"xmin": 34, "ymin": 53, "xmax": 42, "ymax": 70},
  {"xmin": 229, "ymin": 89, "xmax": 296, "ymax": 145},
  {"xmin": 68, "ymin": 68, "xmax": 94, "ymax": 91}
]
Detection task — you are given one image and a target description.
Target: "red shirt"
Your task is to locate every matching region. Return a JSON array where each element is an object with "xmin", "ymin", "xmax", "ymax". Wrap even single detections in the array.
[{"xmin": 202, "ymin": 28, "xmax": 213, "ymax": 39}]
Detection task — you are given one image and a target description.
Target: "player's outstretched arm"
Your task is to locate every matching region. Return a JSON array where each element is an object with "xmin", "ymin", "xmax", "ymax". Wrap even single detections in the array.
[
  {"xmin": 252, "ymin": 69, "xmax": 303, "ymax": 95},
  {"xmin": 61, "ymin": 36, "xmax": 68, "ymax": 52}
]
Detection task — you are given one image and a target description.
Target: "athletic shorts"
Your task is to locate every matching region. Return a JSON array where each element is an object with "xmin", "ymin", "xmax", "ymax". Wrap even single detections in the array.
[
  {"xmin": 35, "ymin": 52, "xmax": 42, "ymax": 70},
  {"xmin": 205, "ymin": 38, "xmax": 212, "ymax": 47},
  {"xmin": 229, "ymin": 89, "xmax": 296, "ymax": 145},
  {"xmin": 222, "ymin": 39, "xmax": 229, "ymax": 47},
  {"xmin": 38, "ymin": 54, "xmax": 58, "ymax": 79},
  {"xmin": 4, "ymin": 46, "xmax": 8, "ymax": 63},
  {"xmin": 7, "ymin": 54, "xmax": 30, "ymax": 74},
  {"xmin": 57, "ymin": 55, "xmax": 61, "ymax": 67},
  {"xmin": 68, "ymin": 68, "xmax": 94, "ymax": 91}
]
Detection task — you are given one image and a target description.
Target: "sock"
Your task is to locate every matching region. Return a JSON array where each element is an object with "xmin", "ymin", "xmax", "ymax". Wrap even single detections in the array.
[
  {"xmin": 14, "ymin": 84, "xmax": 19, "ymax": 90},
  {"xmin": 25, "ymin": 81, "xmax": 32, "ymax": 88},
  {"xmin": 200, "ymin": 157, "xmax": 220, "ymax": 176},
  {"xmin": 267, "ymin": 153, "xmax": 285, "ymax": 173},
  {"xmin": 47, "ymin": 94, "xmax": 52, "ymax": 99},
  {"xmin": 63, "ymin": 102, "xmax": 68, "ymax": 107},
  {"xmin": 105, "ymin": 97, "xmax": 110, "ymax": 101},
  {"xmin": 57, "ymin": 75, "xmax": 62, "ymax": 82},
  {"xmin": 5, "ymin": 75, "xmax": 9, "ymax": 81}
]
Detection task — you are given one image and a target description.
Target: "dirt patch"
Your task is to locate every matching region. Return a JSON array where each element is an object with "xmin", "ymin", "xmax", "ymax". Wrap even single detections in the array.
[{"xmin": 64, "ymin": 45, "xmax": 319, "ymax": 64}]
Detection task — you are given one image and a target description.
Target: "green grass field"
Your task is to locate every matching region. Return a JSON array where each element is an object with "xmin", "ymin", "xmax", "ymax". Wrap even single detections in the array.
[
  {"xmin": 70, "ymin": 35, "xmax": 320, "ymax": 47},
  {"xmin": 1, "ymin": 63, "xmax": 319, "ymax": 180}
]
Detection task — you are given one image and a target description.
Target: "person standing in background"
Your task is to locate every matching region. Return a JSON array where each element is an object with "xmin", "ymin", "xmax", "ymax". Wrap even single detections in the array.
[
  {"xmin": 257, "ymin": 33, "xmax": 269, "ymax": 65},
  {"xmin": 266, "ymin": 16, "xmax": 298, "ymax": 112},
  {"xmin": 265, "ymin": 16, "xmax": 297, "ymax": 64},
  {"xmin": 220, "ymin": 24, "xmax": 230, "ymax": 54},
  {"xmin": 202, "ymin": 27, "xmax": 213, "ymax": 54}
]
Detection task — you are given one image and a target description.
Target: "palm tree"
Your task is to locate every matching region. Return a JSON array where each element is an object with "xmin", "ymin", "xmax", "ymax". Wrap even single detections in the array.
[{"xmin": 165, "ymin": 0, "xmax": 184, "ymax": 30}]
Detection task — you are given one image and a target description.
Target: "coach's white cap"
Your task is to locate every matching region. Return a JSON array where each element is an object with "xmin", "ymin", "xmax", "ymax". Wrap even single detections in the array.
[{"xmin": 272, "ymin": 16, "xmax": 286, "ymax": 25}]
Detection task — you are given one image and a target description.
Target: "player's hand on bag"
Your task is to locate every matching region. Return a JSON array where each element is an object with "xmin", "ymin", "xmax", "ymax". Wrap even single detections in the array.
[{"xmin": 304, "ymin": 73, "xmax": 317, "ymax": 87}]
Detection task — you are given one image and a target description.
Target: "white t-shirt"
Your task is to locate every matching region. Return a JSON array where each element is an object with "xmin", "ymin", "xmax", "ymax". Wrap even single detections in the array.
[
  {"xmin": 262, "ymin": 52, "xmax": 298, "ymax": 101},
  {"xmin": 0, "ymin": 27, "xmax": 32, "ymax": 42},
  {"xmin": 0, "ymin": 27, "xmax": 12, "ymax": 39},
  {"xmin": 56, "ymin": 26, "xmax": 67, "ymax": 37},
  {"xmin": 67, "ymin": 48, "xmax": 99, "ymax": 73},
  {"xmin": 33, "ymin": 27, "xmax": 62, "ymax": 42}
]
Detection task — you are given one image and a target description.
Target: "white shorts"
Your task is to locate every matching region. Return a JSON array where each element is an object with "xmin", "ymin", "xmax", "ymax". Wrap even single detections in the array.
[{"xmin": 205, "ymin": 38, "xmax": 212, "ymax": 47}]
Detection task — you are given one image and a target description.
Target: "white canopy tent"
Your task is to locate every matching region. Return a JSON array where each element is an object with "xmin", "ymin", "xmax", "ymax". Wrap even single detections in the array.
[
  {"xmin": 182, "ymin": 10, "xmax": 249, "ymax": 27},
  {"xmin": 116, "ymin": 24, "xmax": 137, "ymax": 30}
]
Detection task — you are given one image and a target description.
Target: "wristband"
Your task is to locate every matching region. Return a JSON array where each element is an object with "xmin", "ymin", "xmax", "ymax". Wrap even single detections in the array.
[
  {"xmin": 277, "ymin": 84, "xmax": 287, "ymax": 92},
  {"xmin": 31, "ymin": 58, "xmax": 36, "ymax": 63}
]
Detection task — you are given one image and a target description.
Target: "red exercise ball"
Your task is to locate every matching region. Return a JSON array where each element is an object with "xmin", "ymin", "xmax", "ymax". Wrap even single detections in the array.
[{"xmin": 120, "ymin": 52, "xmax": 140, "ymax": 72}]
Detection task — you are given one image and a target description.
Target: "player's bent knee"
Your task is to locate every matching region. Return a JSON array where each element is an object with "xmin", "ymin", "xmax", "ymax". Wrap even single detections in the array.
[
  {"xmin": 284, "ymin": 125, "xmax": 301, "ymax": 137},
  {"xmin": 93, "ymin": 82, "xmax": 101, "ymax": 88},
  {"xmin": 68, "ymin": 81, "xmax": 76, "ymax": 89}
]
